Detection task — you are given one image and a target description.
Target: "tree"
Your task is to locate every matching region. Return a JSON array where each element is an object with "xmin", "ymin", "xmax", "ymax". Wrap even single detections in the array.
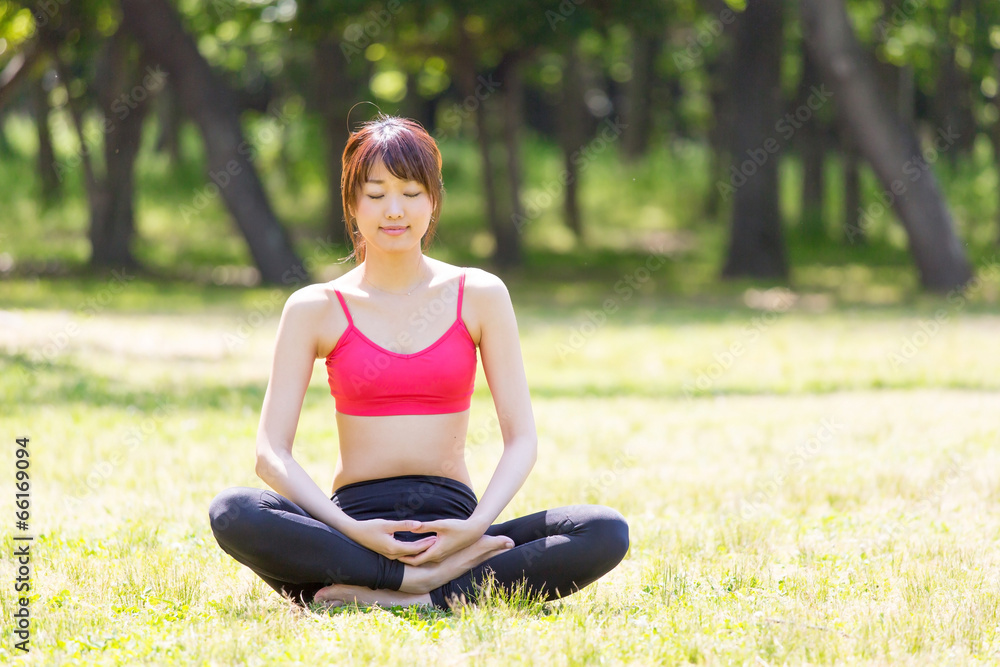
[
  {"xmin": 802, "ymin": 0, "xmax": 972, "ymax": 291},
  {"xmin": 721, "ymin": 0, "xmax": 787, "ymax": 279},
  {"xmin": 120, "ymin": 0, "xmax": 307, "ymax": 285}
]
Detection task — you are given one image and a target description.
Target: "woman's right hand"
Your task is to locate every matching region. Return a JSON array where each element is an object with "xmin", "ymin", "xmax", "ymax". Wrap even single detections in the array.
[{"xmin": 344, "ymin": 518, "xmax": 438, "ymax": 560}]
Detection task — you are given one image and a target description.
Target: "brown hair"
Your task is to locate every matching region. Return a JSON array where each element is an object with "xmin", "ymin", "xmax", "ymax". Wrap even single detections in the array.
[{"xmin": 341, "ymin": 113, "xmax": 444, "ymax": 262}]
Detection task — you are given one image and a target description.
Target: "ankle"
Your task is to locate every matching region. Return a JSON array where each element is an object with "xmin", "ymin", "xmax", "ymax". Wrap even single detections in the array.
[{"xmin": 399, "ymin": 564, "xmax": 436, "ymax": 595}]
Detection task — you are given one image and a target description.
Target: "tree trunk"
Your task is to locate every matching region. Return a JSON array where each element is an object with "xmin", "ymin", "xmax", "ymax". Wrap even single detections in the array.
[
  {"xmin": 797, "ymin": 46, "xmax": 825, "ymax": 240},
  {"xmin": 501, "ymin": 51, "xmax": 527, "ymax": 245},
  {"xmin": 557, "ymin": 43, "xmax": 586, "ymax": 239},
  {"xmin": 721, "ymin": 0, "xmax": 787, "ymax": 279},
  {"xmin": 930, "ymin": 0, "xmax": 976, "ymax": 162},
  {"xmin": 842, "ymin": 143, "xmax": 863, "ymax": 244},
  {"xmin": 120, "ymin": 0, "xmax": 307, "ymax": 285},
  {"xmin": 622, "ymin": 33, "xmax": 659, "ymax": 162},
  {"xmin": 154, "ymin": 80, "xmax": 182, "ymax": 166},
  {"xmin": 0, "ymin": 40, "xmax": 42, "ymax": 111},
  {"xmin": 89, "ymin": 32, "xmax": 151, "ymax": 269},
  {"xmin": 802, "ymin": 0, "xmax": 972, "ymax": 291},
  {"xmin": 993, "ymin": 60, "xmax": 1000, "ymax": 247},
  {"xmin": 704, "ymin": 31, "xmax": 733, "ymax": 221},
  {"xmin": 31, "ymin": 75, "xmax": 59, "ymax": 201},
  {"xmin": 314, "ymin": 36, "xmax": 351, "ymax": 243},
  {"xmin": 455, "ymin": 20, "xmax": 520, "ymax": 267}
]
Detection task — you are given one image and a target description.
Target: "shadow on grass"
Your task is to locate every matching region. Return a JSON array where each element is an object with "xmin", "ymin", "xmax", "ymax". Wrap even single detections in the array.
[
  {"xmin": 5, "ymin": 349, "xmax": 999, "ymax": 414},
  {"xmin": 1, "ymin": 351, "xmax": 264, "ymax": 411}
]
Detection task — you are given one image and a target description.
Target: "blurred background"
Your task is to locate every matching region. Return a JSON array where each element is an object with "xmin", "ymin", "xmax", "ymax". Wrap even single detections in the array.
[{"xmin": 0, "ymin": 0, "xmax": 998, "ymax": 300}]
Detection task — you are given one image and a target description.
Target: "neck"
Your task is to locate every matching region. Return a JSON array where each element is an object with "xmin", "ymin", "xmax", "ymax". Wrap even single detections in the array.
[{"xmin": 360, "ymin": 251, "xmax": 427, "ymax": 293}]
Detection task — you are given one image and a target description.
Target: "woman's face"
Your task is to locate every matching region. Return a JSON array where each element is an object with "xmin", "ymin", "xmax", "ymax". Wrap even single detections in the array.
[{"xmin": 353, "ymin": 160, "xmax": 433, "ymax": 257}]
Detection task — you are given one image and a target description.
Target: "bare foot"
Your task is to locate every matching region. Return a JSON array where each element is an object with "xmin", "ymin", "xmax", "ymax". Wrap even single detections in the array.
[
  {"xmin": 313, "ymin": 583, "xmax": 431, "ymax": 609},
  {"xmin": 398, "ymin": 534, "xmax": 514, "ymax": 595}
]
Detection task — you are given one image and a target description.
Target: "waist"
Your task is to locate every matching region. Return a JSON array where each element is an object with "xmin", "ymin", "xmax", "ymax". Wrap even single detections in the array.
[
  {"xmin": 335, "ymin": 412, "xmax": 470, "ymax": 467},
  {"xmin": 331, "ymin": 474, "xmax": 479, "ymax": 540}
]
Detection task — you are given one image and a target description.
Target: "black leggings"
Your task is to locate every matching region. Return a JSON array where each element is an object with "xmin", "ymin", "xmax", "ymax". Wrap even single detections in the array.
[{"xmin": 208, "ymin": 474, "xmax": 629, "ymax": 610}]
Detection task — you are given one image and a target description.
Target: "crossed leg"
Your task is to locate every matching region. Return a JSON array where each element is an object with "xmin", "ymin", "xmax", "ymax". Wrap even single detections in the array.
[
  {"xmin": 209, "ymin": 487, "xmax": 629, "ymax": 611},
  {"xmin": 315, "ymin": 505, "xmax": 631, "ymax": 610}
]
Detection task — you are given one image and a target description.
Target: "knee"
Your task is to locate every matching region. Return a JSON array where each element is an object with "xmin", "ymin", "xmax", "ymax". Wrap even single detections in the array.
[
  {"xmin": 208, "ymin": 486, "xmax": 261, "ymax": 540},
  {"xmin": 585, "ymin": 505, "xmax": 630, "ymax": 567}
]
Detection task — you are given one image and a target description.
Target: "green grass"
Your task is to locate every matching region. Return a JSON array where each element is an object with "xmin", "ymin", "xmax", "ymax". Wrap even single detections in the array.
[{"xmin": 1, "ymin": 276, "xmax": 1000, "ymax": 665}]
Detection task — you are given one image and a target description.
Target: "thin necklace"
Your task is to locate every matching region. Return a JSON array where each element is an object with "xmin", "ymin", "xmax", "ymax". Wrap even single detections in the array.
[{"xmin": 362, "ymin": 263, "xmax": 429, "ymax": 296}]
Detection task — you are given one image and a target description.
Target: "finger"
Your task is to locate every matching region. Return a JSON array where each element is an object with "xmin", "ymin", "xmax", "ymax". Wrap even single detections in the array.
[
  {"xmin": 399, "ymin": 547, "xmax": 437, "ymax": 566},
  {"xmin": 405, "ymin": 521, "xmax": 435, "ymax": 533},
  {"xmin": 395, "ymin": 536, "xmax": 437, "ymax": 555}
]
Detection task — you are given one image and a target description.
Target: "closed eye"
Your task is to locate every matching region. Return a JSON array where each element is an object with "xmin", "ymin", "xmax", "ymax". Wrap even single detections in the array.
[{"xmin": 366, "ymin": 193, "xmax": 422, "ymax": 199}]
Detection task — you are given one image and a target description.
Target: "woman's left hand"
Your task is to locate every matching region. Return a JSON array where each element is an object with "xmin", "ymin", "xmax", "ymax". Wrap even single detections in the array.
[{"xmin": 395, "ymin": 518, "xmax": 485, "ymax": 566}]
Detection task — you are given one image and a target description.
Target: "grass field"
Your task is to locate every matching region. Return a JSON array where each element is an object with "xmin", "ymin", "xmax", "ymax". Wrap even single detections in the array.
[{"xmin": 1, "ymin": 272, "xmax": 999, "ymax": 665}]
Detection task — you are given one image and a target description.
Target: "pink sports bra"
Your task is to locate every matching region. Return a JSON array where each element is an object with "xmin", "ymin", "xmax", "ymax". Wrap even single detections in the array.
[{"xmin": 325, "ymin": 270, "xmax": 477, "ymax": 416}]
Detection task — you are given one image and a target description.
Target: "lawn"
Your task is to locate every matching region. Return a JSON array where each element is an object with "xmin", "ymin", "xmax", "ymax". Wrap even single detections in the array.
[{"xmin": 1, "ymin": 272, "xmax": 999, "ymax": 665}]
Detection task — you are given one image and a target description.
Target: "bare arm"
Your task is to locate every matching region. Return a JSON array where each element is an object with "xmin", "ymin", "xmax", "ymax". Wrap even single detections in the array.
[
  {"xmin": 465, "ymin": 270, "xmax": 538, "ymax": 530},
  {"xmin": 254, "ymin": 289, "xmax": 359, "ymax": 534}
]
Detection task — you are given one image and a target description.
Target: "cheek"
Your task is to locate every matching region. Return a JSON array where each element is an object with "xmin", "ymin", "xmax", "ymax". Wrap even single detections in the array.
[
  {"xmin": 354, "ymin": 198, "xmax": 377, "ymax": 219},
  {"xmin": 413, "ymin": 197, "xmax": 434, "ymax": 218}
]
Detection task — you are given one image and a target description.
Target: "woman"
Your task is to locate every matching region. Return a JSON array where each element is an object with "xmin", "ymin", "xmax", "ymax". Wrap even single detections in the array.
[{"xmin": 208, "ymin": 114, "xmax": 629, "ymax": 611}]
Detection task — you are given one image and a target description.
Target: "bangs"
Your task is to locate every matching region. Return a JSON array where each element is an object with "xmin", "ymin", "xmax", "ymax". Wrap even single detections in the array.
[{"xmin": 350, "ymin": 118, "xmax": 441, "ymax": 196}]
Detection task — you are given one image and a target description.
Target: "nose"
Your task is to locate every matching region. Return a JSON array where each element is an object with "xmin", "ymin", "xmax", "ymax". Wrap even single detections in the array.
[{"xmin": 385, "ymin": 194, "xmax": 404, "ymax": 219}]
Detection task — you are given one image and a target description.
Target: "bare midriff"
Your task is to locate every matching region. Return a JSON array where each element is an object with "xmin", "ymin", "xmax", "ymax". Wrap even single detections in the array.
[{"xmin": 330, "ymin": 409, "xmax": 474, "ymax": 494}]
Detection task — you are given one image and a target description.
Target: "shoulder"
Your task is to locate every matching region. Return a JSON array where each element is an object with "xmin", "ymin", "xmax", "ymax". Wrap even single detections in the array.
[
  {"xmin": 424, "ymin": 258, "xmax": 509, "ymax": 302},
  {"xmin": 279, "ymin": 282, "xmax": 340, "ymax": 324},
  {"xmin": 462, "ymin": 266, "xmax": 510, "ymax": 302},
  {"xmin": 461, "ymin": 267, "xmax": 516, "ymax": 337}
]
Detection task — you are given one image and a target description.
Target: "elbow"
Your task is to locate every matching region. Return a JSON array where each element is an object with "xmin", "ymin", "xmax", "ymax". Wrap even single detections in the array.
[
  {"xmin": 254, "ymin": 453, "xmax": 276, "ymax": 481},
  {"xmin": 516, "ymin": 435, "xmax": 538, "ymax": 463}
]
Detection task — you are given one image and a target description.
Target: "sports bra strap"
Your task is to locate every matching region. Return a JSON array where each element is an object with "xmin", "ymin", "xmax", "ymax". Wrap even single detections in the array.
[
  {"xmin": 457, "ymin": 269, "xmax": 466, "ymax": 319},
  {"xmin": 333, "ymin": 290, "xmax": 353, "ymax": 326}
]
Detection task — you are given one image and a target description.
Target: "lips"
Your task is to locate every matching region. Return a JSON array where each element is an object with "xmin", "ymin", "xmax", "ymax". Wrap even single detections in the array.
[{"xmin": 380, "ymin": 226, "xmax": 408, "ymax": 236}]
